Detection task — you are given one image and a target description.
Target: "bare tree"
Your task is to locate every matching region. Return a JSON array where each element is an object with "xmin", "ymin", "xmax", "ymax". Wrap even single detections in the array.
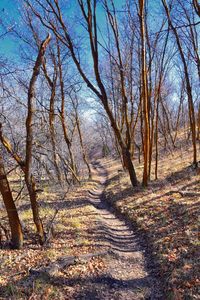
[
  {"xmin": 0, "ymin": 34, "xmax": 51, "ymax": 244},
  {"xmin": 26, "ymin": 0, "xmax": 138, "ymax": 186},
  {"xmin": 162, "ymin": 0, "xmax": 197, "ymax": 166}
]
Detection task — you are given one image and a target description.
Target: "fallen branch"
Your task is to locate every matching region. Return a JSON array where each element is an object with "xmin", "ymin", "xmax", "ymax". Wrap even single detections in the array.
[
  {"xmin": 29, "ymin": 251, "xmax": 108, "ymax": 277},
  {"xmin": 168, "ymin": 190, "xmax": 200, "ymax": 197}
]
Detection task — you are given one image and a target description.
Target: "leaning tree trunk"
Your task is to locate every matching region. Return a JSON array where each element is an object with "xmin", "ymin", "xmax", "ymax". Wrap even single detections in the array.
[
  {"xmin": 30, "ymin": 0, "xmax": 138, "ymax": 187},
  {"xmin": 0, "ymin": 153, "xmax": 23, "ymax": 249},
  {"xmin": 25, "ymin": 33, "xmax": 51, "ymax": 244},
  {"xmin": 75, "ymin": 0, "xmax": 138, "ymax": 187},
  {"xmin": 107, "ymin": 104, "xmax": 138, "ymax": 186},
  {"xmin": 0, "ymin": 125, "xmax": 44, "ymax": 243}
]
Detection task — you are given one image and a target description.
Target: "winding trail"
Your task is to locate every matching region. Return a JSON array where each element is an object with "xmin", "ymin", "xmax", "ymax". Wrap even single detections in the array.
[{"xmin": 85, "ymin": 160, "xmax": 163, "ymax": 300}]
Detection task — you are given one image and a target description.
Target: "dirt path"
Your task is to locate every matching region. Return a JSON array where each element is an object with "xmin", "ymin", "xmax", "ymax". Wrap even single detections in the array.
[
  {"xmin": 0, "ymin": 159, "xmax": 163, "ymax": 300},
  {"xmin": 83, "ymin": 161, "xmax": 163, "ymax": 300}
]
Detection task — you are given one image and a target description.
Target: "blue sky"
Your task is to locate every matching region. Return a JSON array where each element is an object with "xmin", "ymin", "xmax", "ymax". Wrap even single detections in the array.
[
  {"xmin": 0, "ymin": 0, "xmax": 125, "ymax": 61},
  {"xmin": 0, "ymin": 0, "xmax": 21, "ymax": 59},
  {"xmin": 0, "ymin": 0, "xmax": 161, "ymax": 63}
]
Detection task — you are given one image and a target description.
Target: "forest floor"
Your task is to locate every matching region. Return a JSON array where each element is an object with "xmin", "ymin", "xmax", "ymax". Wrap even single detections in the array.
[
  {"xmin": 103, "ymin": 144, "xmax": 200, "ymax": 300},
  {"xmin": 0, "ymin": 158, "xmax": 162, "ymax": 299},
  {"xmin": 0, "ymin": 143, "xmax": 199, "ymax": 299}
]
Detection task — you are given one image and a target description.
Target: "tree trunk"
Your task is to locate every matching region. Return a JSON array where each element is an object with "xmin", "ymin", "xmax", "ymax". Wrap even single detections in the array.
[
  {"xmin": 0, "ymin": 153, "xmax": 23, "ymax": 249},
  {"xmin": 42, "ymin": 57, "xmax": 62, "ymax": 182},
  {"xmin": 75, "ymin": 110, "xmax": 92, "ymax": 179},
  {"xmin": 104, "ymin": 102, "xmax": 138, "ymax": 186},
  {"xmin": 25, "ymin": 34, "xmax": 51, "ymax": 243},
  {"xmin": 197, "ymin": 104, "xmax": 200, "ymax": 140},
  {"xmin": 139, "ymin": 0, "xmax": 150, "ymax": 186},
  {"xmin": 155, "ymin": 97, "xmax": 159, "ymax": 180},
  {"xmin": 193, "ymin": 0, "xmax": 200, "ymax": 17},
  {"xmin": 162, "ymin": 0, "xmax": 197, "ymax": 166},
  {"xmin": 56, "ymin": 40, "xmax": 78, "ymax": 183}
]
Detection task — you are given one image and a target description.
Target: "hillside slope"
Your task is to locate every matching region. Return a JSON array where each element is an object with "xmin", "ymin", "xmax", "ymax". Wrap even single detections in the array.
[{"xmin": 103, "ymin": 146, "xmax": 200, "ymax": 299}]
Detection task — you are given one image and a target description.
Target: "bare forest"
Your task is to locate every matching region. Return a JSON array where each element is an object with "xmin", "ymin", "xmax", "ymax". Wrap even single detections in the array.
[{"xmin": 0, "ymin": 0, "xmax": 199, "ymax": 299}]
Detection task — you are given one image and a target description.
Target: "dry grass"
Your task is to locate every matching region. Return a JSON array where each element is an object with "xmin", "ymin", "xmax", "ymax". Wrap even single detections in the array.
[
  {"xmin": 104, "ymin": 146, "xmax": 200, "ymax": 300},
  {"xmin": 0, "ymin": 141, "xmax": 199, "ymax": 299},
  {"xmin": 0, "ymin": 177, "xmax": 106, "ymax": 299}
]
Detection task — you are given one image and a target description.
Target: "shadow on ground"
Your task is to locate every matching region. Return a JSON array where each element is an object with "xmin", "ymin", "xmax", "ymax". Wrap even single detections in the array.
[{"xmin": 103, "ymin": 162, "xmax": 200, "ymax": 298}]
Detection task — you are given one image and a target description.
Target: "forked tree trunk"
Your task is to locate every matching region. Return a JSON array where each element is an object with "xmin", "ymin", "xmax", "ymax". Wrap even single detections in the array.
[
  {"xmin": 25, "ymin": 33, "xmax": 51, "ymax": 243},
  {"xmin": 0, "ymin": 154, "xmax": 23, "ymax": 249}
]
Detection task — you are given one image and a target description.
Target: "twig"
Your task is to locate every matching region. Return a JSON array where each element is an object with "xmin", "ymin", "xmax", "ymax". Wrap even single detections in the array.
[{"xmin": 14, "ymin": 182, "xmax": 25, "ymax": 202}]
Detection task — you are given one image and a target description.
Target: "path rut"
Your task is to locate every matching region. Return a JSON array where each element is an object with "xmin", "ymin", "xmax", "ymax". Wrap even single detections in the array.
[{"xmin": 84, "ymin": 161, "xmax": 163, "ymax": 300}]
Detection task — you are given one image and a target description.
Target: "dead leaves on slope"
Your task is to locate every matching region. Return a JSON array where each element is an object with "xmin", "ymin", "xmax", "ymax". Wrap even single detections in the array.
[{"xmin": 104, "ymin": 157, "xmax": 200, "ymax": 299}]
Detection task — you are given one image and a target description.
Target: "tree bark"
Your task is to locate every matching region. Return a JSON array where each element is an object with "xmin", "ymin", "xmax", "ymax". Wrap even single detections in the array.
[
  {"xmin": 193, "ymin": 0, "xmax": 200, "ymax": 17},
  {"xmin": 56, "ymin": 40, "xmax": 78, "ymax": 183},
  {"xmin": 74, "ymin": 102, "xmax": 92, "ymax": 179},
  {"xmin": 25, "ymin": 33, "xmax": 51, "ymax": 243},
  {"xmin": 43, "ymin": 56, "xmax": 62, "ymax": 182},
  {"xmin": 197, "ymin": 104, "xmax": 200, "ymax": 140},
  {"xmin": 162, "ymin": 0, "xmax": 197, "ymax": 166},
  {"xmin": 139, "ymin": 0, "xmax": 150, "ymax": 186},
  {"xmin": 0, "ymin": 153, "xmax": 23, "ymax": 249}
]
